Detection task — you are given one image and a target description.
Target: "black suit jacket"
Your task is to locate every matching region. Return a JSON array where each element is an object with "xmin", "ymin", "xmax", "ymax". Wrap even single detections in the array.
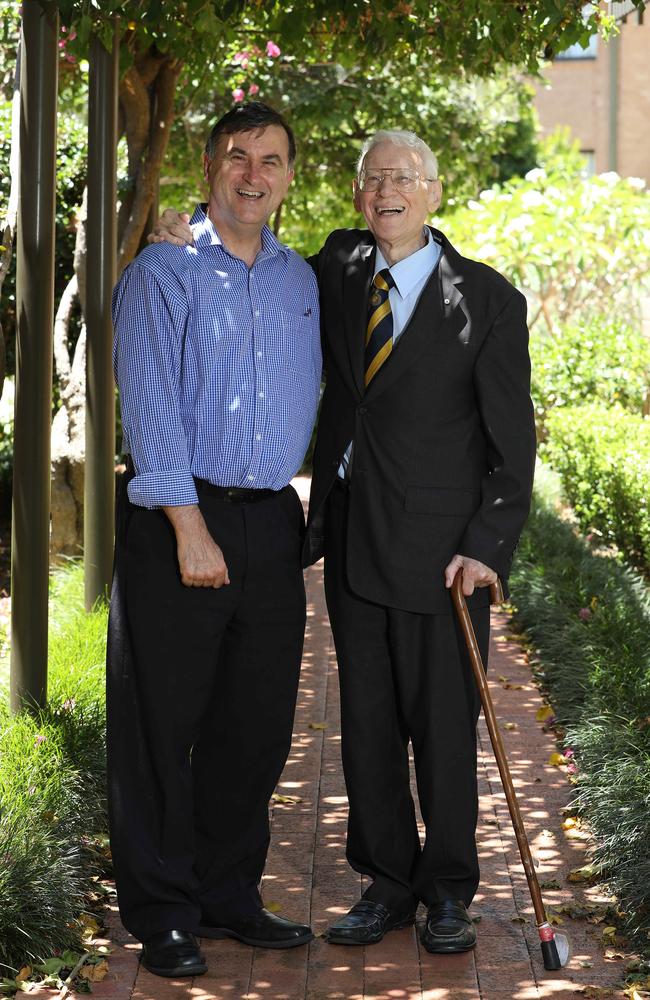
[{"xmin": 302, "ymin": 227, "xmax": 536, "ymax": 614}]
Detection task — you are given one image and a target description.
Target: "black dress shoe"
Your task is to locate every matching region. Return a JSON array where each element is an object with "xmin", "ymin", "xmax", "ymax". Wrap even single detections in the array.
[
  {"xmin": 421, "ymin": 900, "xmax": 477, "ymax": 953},
  {"xmin": 198, "ymin": 908, "xmax": 313, "ymax": 949},
  {"xmin": 141, "ymin": 929, "xmax": 208, "ymax": 977},
  {"xmin": 326, "ymin": 899, "xmax": 416, "ymax": 945}
]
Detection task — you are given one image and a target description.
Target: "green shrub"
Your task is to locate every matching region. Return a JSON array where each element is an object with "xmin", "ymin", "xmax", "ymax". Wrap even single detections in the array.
[
  {"xmin": 0, "ymin": 563, "xmax": 108, "ymax": 973},
  {"xmin": 510, "ymin": 466, "xmax": 650, "ymax": 950},
  {"xmin": 530, "ymin": 318, "xmax": 650, "ymax": 431},
  {"xmin": 543, "ymin": 404, "xmax": 650, "ymax": 570}
]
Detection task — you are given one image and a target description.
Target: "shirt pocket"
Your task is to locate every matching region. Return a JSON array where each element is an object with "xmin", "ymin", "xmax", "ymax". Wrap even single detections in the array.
[{"xmin": 280, "ymin": 309, "xmax": 317, "ymax": 373}]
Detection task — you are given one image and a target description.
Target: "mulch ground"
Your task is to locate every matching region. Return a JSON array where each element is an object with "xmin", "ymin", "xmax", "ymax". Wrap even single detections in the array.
[{"xmin": 33, "ymin": 478, "xmax": 634, "ymax": 1000}]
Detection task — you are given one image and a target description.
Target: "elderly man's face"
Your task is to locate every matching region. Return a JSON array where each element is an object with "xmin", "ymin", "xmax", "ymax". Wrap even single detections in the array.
[{"xmin": 353, "ymin": 140, "xmax": 442, "ymax": 248}]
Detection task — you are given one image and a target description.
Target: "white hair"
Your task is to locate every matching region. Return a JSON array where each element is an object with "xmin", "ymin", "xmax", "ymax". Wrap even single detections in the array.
[{"xmin": 357, "ymin": 129, "xmax": 439, "ymax": 179}]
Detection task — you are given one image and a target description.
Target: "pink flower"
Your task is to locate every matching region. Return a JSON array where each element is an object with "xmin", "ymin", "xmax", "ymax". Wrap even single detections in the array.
[
  {"xmin": 266, "ymin": 40, "xmax": 281, "ymax": 57},
  {"xmin": 248, "ymin": 83, "xmax": 259, "ymax": 96},
  {"xmin": 34, "ymin": 734, "xmax": 46, "ymax": 746},
  {"xmin": 567, "ymin": 763, "xmax": 578, "ymax": 775},
  {"xmin": 232, "ymin": 88, "xmax": 245, "ymax": 103},
  {"xmin": 578, "ymin": 607, "xmax": 591, "ymax": 621},
  {"xmin": 563, "ymin": 749, "xmax": 574, "ymax": 759},
  {"xmin": 233, "ymin": 50, "xmax": 250, "ymax": 64}
]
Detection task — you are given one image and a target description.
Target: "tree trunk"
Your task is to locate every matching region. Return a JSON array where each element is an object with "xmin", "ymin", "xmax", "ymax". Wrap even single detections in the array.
[{"xmin": 50, "ymin": 193, "xmax": 87, "ymax": 557}]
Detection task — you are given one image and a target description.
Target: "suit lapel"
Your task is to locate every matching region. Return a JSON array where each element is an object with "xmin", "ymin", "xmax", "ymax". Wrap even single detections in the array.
[
  {"xmin": 364, "ymin": 233, "xmax": 467, "ymax": 401},
  {"xmin": 342, "ymin": 240, "xmax": 375, "ymax": 397}
]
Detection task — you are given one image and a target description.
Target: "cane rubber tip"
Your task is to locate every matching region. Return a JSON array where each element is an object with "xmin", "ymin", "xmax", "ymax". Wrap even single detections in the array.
[{"xmin": 540, "ymin": 932, "xmax": 571, "ymax": 970}]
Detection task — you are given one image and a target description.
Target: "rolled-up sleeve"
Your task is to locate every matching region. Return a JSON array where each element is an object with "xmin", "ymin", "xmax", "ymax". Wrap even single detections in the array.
[{"xmin": 112, "ymin": 260, "xmax": 198, "ymax": 508}]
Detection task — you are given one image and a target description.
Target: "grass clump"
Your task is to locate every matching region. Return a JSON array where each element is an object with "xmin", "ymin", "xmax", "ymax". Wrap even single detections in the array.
[
  {"xmin": 510, "ymin": 465, "xmax": 650, "ymax": 952},
  {"xmin": 0, "ymin": 562, "xmax": 108, "ymax": 975}
]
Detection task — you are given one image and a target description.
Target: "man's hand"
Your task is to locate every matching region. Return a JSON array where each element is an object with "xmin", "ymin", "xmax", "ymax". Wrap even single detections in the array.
[
  {"xmin": 163, "ymin": 504, "xmax": 230, "ymax": 588},
  {"xmin": 148, "ymin": 209, "xmax": 194, "ymax": 246},
  {"xmin": 444, "ymin": 554, "xmax": 497, "ymax": 596}
]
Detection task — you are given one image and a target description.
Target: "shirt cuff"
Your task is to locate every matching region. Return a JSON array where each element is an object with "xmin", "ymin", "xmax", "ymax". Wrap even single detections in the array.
[{"xmin": 127, "ymin": 469, "xmax": 199, "ymax": 509}]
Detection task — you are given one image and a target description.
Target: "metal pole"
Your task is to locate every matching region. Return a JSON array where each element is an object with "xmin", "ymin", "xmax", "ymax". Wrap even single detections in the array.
[
  {"xmin": 608, "ymin": 28, "xmax": 620, "ymax": 171},
  {"xmin": 85, "ymin": 26, "xmax": 119, "ymax": 611},
  {"xmin": 10, "ymin": 1, "xmax": 58, "ymax": 713}
]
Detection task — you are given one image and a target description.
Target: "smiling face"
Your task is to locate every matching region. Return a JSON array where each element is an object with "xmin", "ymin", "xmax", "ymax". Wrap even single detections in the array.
[
  {"xmin": 353, "ymin": 140, "xmax": 442, "ymax": 262},
  {"xmin": 203, "ymin": 124, "xmax": 294, "ymax": 239}
]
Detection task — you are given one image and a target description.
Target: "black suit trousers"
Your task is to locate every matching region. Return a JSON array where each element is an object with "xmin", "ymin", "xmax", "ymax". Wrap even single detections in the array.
[
  {"xmin": 324, "ymin": 486, "xmax": 489, "ymax": 911},
  {"xmin": 106, "ymin": 475, "xmax": 307, "ymax": 941}
]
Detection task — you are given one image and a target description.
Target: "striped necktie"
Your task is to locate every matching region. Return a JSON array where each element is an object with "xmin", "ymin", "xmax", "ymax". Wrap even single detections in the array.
[{"xmin": 365, "ymin": 268, "xmax": 395, "ymax": 386}]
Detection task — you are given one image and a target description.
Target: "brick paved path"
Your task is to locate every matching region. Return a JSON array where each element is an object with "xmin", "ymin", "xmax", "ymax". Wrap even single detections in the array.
[{"xmin": 79, "ymin": 479, "xmax": 629, "ymax": 1000}]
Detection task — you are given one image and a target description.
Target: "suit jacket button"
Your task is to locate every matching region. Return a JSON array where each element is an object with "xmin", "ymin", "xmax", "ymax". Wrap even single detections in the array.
[{"xmin": 357, "ymin": 406, "xmax": 367, "ymax": 414}]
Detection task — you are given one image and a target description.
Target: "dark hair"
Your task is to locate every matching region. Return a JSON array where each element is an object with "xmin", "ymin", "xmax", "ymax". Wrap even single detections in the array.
[{"xmin": 205, "ymin": 101, "xmax": 296, "ymax": 166}]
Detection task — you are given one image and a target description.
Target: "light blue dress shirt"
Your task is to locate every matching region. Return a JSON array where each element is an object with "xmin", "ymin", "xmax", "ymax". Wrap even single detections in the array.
[
  {"xmin": 113, "ymin": 204, "xmax": 322, "ymax": 508},
  {"xmin": 339, "ymin": 227, "xmax": 442, "ymax": 478}
]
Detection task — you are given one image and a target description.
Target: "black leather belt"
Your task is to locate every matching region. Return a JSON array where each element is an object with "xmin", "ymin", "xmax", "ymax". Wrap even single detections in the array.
[{"xmin": 195, "ymin": 479, "xmax": 282, "ymax": 503}]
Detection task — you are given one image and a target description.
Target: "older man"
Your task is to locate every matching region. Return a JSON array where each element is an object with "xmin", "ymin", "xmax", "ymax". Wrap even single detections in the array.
[
  {"xmin": 109, "ymin": 103, "xmax": 320, "ymax": 978},
  {"xmin": 153, "ymin": 125, "xmax": 536, "ymax": 954}
]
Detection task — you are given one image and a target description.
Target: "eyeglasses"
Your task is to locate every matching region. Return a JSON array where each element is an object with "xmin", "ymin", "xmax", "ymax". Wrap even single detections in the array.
[{"xmin": 357, "ymin": 167, "xmax": 436, "ymax": 193}]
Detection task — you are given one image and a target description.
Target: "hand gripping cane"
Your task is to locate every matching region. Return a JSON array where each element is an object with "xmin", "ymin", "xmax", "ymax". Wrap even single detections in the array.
[{"xmin": 451, "ymin": 571, "xmax": 570, "ymax": 971}]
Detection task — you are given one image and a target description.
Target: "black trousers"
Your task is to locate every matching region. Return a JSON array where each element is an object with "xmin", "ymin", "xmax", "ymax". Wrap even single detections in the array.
[
  {"xmin": 323, "ymin": 485, "xmax": 489, "ymax": 912},
  {"xmin": 106, "ymin": 475, "xmax": 307, "ymax": 941}
]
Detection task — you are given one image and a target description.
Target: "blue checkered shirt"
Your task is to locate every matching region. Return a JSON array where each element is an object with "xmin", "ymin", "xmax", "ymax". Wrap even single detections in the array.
[{"xmin": 112, "ymin": 205, "xmax": 322, "ymax": 508}]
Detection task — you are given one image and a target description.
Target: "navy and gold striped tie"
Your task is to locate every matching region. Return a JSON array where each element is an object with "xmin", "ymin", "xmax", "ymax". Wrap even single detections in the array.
[{"xmin": 365, "ymin": 268, "xmax": 395, "ymax": 386}]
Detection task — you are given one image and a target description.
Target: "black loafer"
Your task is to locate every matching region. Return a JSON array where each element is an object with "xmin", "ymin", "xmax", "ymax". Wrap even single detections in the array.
[
  {"xmin": 421, "ymin": 900, "xmax": 477, "ymax": 953},
  {"xmin": 198, "ymin": 908, "xmax": 313, "ymax": 949},
  {"xmin": 141, "ymin": 929, "xmax": 207, "ymax": 977},
  {"xmin": 326, "ymin": 899, "xmax": 416, "ymax": 945}
]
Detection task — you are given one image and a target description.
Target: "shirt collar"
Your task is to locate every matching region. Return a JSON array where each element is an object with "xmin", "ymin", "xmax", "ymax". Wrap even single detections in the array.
[
  {"xmin": 189, "ymin": 203, "xmax": 287, "ymax": 259},
  {"xmin": 375, "ymin": 227, "xmax": 441, "ymax": 299}
]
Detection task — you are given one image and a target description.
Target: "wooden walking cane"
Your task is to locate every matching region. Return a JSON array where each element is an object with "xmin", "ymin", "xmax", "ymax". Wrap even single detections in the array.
[{"xmin": 451, "ymin": 571, "xmax": 571, "ymax": 971}]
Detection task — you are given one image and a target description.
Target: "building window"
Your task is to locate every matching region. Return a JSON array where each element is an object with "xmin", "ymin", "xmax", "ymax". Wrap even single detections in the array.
[
  {"xmin": 556, "ymin": 3, "xmax": 599, "ymax": 59},
  {"xmin": 581, "ymin": 150, "xmax": 596, "ymax": 175},
  {"xmin": 556, "ymin": 33, "xmax": 598, "ymax": 59}
]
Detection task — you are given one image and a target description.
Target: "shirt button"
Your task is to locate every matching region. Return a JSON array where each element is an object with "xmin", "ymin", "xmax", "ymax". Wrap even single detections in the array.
[
  {"xmin": 259, "ymin": 391, "xmax": 264, "ymax": 399},
  {"xmin": 247, "ymin": 475, "xmax": 255, "ymax": 481},
  {"xmin": 444, "ymin": 298, "xmax": 450, "ymax": 305},
  {"xmin": 254, "ymin": 309, "xmax": 260, "ymax": 317},
  {"xmin": 256, "ymin": 434, "xmax": 261, "ymax": 441},
  {"xmin": 257, "ymin": 351, "xmax": 262, "ymax": 359}
]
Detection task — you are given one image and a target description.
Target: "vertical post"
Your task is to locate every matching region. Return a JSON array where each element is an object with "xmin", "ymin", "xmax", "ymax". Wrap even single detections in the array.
[
  {"xmin": 608, "ymin": 28, "xmax": 620, "ymax": 171},
  {"xmin": 85, "ymin": 26, "xmax": 119, "ymax": 611},
  {"xmin": 10, "ymin": 1, "xmax": 59, "ymax": 712}
]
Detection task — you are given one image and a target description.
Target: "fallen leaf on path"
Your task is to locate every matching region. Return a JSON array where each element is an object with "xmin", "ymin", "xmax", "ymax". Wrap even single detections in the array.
[
  {"xmin": 579, "ymin": 961, "xmax": 593, "ymax": 968},
  {"xmin": 79, "ymin": 960, "xmax": 108, "ymax": 982},
  {"xmin": 562, "ymin": 817, "xmax": 578, "ymax": 830},
  {"xmin": 548, "ymin": 752, "xmax": 566, "ymax": 766},
  {"xmin": 15, "ymin": 968, "xmax": 31, "ymax": 983},
  {"xmin": 308, "ymin": 722, "xmax": 327, "ymax": 730},
  {"xmin": 567, "ymin": 864, "xmax": 598, "ymax": 883},
  {"xmin": 536, "ymin": 705, "xmax": 555, "ymax": 722},
  {"xmin": 265, "ymin": 901, "xmax": 281, "ymax": 913},
  {"xmin": 577, "ymin": 988, "xmax": 617, "ymax": 998},
  {"xmin": 503, "ymin": 682, "xmax": 525, "ymax": 689},
  {"xmin": 602, "ymin": 925, "xmax": 618, "ymax": 943},
  {"xmin": 504, "ymin": 722, "xmax": 517, "ymax": 730},
  {"xmin": 271, "ymin": 793, "xmax": 303, "ymax": 804},
  {"xmin": 604, "ymin": 948, "xmax": 625, "ymax": 960},
  {"xmin": 511, "ymin": 915, "xmax": 527, "ymax": 924},
  {"xmin": 497, "ymin": 675, "xmax": 509, "ymax": 683},
  {"xmin": 540, "ymin": 879, "xmax": 561, "ymax": 890},
  {"xmin": 541, "ymin": 828, "xmax": 555, "ymax": 839}
]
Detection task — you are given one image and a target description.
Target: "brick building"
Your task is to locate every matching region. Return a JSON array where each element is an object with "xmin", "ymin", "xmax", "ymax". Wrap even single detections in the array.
[{"xmin": 531, "ymin": 1, "xmax": 649, "ymax": 181}]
